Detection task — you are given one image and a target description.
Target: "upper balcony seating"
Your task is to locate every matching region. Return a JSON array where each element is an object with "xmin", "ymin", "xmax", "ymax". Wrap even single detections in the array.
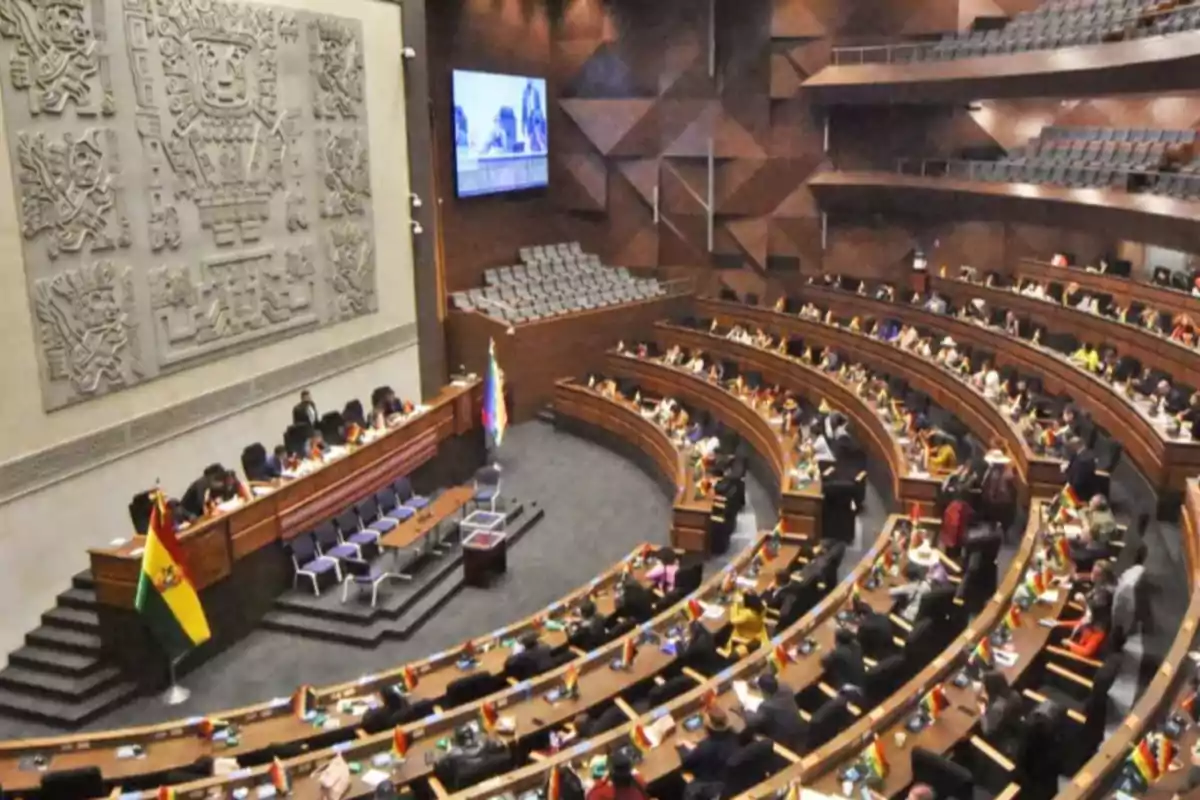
[
  {"xmin": 903, "ymin": 0, "xmax": 1200, "ymax": 62},
  {"xmin": 449, "ymin": 242, "xmax": 667, "ymax": 325}
]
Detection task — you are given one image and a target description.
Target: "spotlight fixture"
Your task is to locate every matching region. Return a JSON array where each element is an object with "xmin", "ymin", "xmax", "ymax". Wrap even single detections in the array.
[
  {"xmin": 411, "ymin": 220, "xmax": 423, "ymax": 235},
  {"xmin": 401, "ymin": 46, "xmax": 416, "ymax": 59},
  {"xmin": 410, "ymin": 193, "xmax": 423, "ymax": 208}
]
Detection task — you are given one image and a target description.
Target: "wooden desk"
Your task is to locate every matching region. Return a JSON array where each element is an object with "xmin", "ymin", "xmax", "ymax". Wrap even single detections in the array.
[
  {"xmin": 0, "ymin": 546, "xmax": 644, "ymax": 794},
  {"xmin": 378, "ymin": 486, "xmax": 476, "ymax": 553},
  {"xmin": 605, "ymin": 352, "xmax": 824, "ymax": 535},
  {"xmin": 128, "ymin": 530, "xmax": 810, "ymax": 800},
  {"xmin": 792, "ymin": 285, "xmax": 1200, "ymax": 496},
  {"xmin": 651, "ymin": 322, "xmax": 942, "ymax": 514},
  {"xmin": 930, "ymin": 275, "xmax": 1200, "ymax": 403},
  {"xmin": 693, "ymin": 298, "xmax": 1062, "ymax": 500},
  {"xmin": 1016, "ymin": 258, "xmax": 1200, "ymax": 324},
  {"xmin": 87, "ymin": 381, "xmax": 484, "ymax": 684},
  {"xmin": 453, "ymin": 513, "xmax": 906, "ymax": 800},
  {"xmin": 745, "ymin": 500, "xmax": 1052, "ymax": 797},
  {"xmin": 1055, "ymin": 479, "xmax": 1200, "ymax": 800},
  {"xmin": 552, "ymin": 381, "xmax": 714, "ymax": 551}
]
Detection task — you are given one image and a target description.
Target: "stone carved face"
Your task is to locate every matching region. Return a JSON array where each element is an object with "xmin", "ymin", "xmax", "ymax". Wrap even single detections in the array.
[
  {"xmin": 39, "ymin": 3, "xmax": 90, "ymax": 53},
  {"xmin": 189, "ymin": 34, "xmax": 254, "ymax": 110},
  {"xmin": 67, "ymin": 137, "xmax": 102, "ymax": 187}
]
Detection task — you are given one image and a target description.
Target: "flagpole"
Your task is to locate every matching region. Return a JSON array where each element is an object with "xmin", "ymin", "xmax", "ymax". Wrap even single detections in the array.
[{"xmin": 162, "ymin": 652, "xmax": 190, "ymax": 705}]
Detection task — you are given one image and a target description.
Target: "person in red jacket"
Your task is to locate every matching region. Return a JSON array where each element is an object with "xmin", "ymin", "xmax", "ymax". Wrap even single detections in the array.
[{"xmin": 940, "ymin": 492, "xmax": 974, "ymax": 563}]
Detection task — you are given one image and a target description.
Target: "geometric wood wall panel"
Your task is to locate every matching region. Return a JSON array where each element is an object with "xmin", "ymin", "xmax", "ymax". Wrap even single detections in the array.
[{"xmin": 0, "ymin": 0, "xmax": 377, "ymax": 409}]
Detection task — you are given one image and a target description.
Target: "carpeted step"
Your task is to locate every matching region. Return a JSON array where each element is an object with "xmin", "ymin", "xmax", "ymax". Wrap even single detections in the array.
[
  {"xmin": 0, "ymin": 680, "xmax": 139, "ymax": 727},
  {"xmin": 259, "ymin": 610, "xmax": 384, "ymax": 646},
  {"xmin": 41, "ymin": 606, "xmax": 100, "ymax": 633},
  {"xmin": 26, "ymin": 626, "xmax": 101, "ymax": 656},
  {"xmin": 388, "ymin": 574, "xmax": 465, "ymax": 641},
  {"xmin": 56, "ymin": 587, "xmax": 98, "ymax": 611},
  {"xmin": 9, "ymin": 646, "xmax": 101, "ymax": 676},
  {"xmin": 71, "ymin": 571, "xmax": 96, "ymax": 591},
  {"xmin": 0, "ymin": 664, "xmax": 123, "ymax": 701}
]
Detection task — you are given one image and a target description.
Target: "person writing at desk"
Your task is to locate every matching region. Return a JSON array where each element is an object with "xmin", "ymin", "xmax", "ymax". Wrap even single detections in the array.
[
  {"xmin": 728, "ymin": 591, "xmax": 769, "ymax": 656},
  {"xmin": 180, "ymin": 464, "xmax": 235, "ymax": 520},
  {"xmin": 978, "ymin": 669, "xmax": 1026, "ymax": 759}
]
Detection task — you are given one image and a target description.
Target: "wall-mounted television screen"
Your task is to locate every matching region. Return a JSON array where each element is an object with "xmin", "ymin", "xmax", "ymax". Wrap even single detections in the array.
[{"xmin": 452, "ymin": 69, "xmax": 549, "ymax": 198}]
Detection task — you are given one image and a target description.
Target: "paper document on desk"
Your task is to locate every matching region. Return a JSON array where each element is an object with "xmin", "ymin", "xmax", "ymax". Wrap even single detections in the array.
[
  {"xmin": 360, "ymin": 769, "xmax": 391, "ymax": 788},
  {"xmin": 736, "ymin": 576, "xmax": 758, "ymax": 590},
  {"xmin": 645, "ymin": 713, "xmax": 675, "ymax": 747},
  {"xmin": 1039, "ymin": 590, "xmax": 1060, "ymax": 604},
  {"xmin": 702, "ymin": 602, "xmax": 724, "ymax": 620},
  {"xmin": 994, "ymin": 649, "xmax": 1019, "ymax": 668},
  {"xmin": 733, "ymin": 680, "xmax": 763, "ymax": 712},
  {"xmin": 251, "ymin": 485, "xmax": 274, "ymax": 498},
  {"xmin": 216, "ymin": 498, "xmax": 243, "ymax": 513}
]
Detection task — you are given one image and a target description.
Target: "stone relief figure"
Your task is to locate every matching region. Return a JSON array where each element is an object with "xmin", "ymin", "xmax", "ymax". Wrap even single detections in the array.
[
  {"xmin": 149, "ymin": 246, "xmax": 317, "ymax": 364},
  {"xmin": 34, "ymin": 260, "xmax": 141, "ymax": 401},
  {"xmin": 318, "ymin": 128, "xmax": 369, "ymax": 218},
  {"xmin": 326, "ymin": 221, "xmax": 375, "ymax": 321},
  {"xmin": 16, "ymin": 127, "xmax": 130, "ymax": 258},
  {"xmin": 126, "ymin": 0, "xmax": 299, "ymax": 246},
  {"xmin": 0, "ymin": 0, "xmax": 114, "ymax": 116},
  {"xmin": 309, "ymin": 16, "xmax": 362, "ymax": 120}
]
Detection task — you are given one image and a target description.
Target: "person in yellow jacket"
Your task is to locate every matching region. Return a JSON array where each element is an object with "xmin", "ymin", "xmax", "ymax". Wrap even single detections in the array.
[{"xmin": 728, "ymin": 592, "xmax": 770, "ymax": 656}]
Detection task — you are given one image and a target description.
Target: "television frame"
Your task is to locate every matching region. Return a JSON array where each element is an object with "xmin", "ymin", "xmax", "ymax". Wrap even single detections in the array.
[{"xmin": 450, "ymin": 68, "xmax": 550, "ymax": 200}]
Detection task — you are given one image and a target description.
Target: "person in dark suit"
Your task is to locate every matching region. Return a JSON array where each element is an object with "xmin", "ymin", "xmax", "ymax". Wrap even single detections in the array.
[
  {"xmin": 503, "ymin": 632, "xmax": 555, "ymax": 680},
  {"xmin": 1063, "ymin": 437, "xmax": 1096, "ymax": 498},
  {"xmin": 978, "ymin": 669, "xmax": 1026, "ymax": 758},
  {"xmin": 567, "ymin": 600, "xmax": 608, "ymax": 652},
  {"xmin": 678, "ymin": 707, "xmax": 739, "ymax": 785},
  {"xmin": 292, "ymin": 390, "xmax": 318, "ymax": 426},
  {"xmin": 735, "ymin": 673, "xmax": 808, "ymax": 752},
  {"xmin": 821, "ymin": 627, "xmax": 866, "ymax": 689},
  {"xmin": 360, "ymin": 685, "xmax": 412, "ymax": 734},
  {"xmin": 1182, "ymin": 392, "xmax": 1200, "ymax": 439},
  {"xmin": 574, "ymin": 705, "xmax": 629, "ymax": 738},
  {"xmin": 263, "ymin": 445, "xmax": 287, "ymax": 479},
  {"xmin": 612, "ymin": 573, "xmax": 656, "ymax": 624},
  {"xmin": 180, "ymin": 464, "xmax": 229, "ymax": 520},
  {"xmin": 678, "ymin": 618, "xmax": 718, "ymax": 672}
]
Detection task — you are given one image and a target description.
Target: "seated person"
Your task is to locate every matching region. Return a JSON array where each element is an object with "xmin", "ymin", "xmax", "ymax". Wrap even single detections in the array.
[
  {"xmin": 645, "ymin": 549, "xmax": 680, "ymax": 594},
  {"xmin": 1070, "ymin": 342, "xmax": 1101, "ymax": 373},
  {"xmin": 308, "ymin": 429, "xmax": 329, "ymax": 457},
  {"xmin": 821, "ymin": 627, "xmax": 866, "ymax": 689},
  {"xmin": 1077, "ymin": 495, "xmax": 1118, "ymax": 545},
  {"xmin": 1056, "ymin": 561, "xmax": 1116, "ymax": 658},
  {"xmin": 612, "ymin": 573, "xmax": 656, "ymax": 624},
  {"xmin": 263, "ymin": 445, "xmax": 287, "ymax": 480},
  {"xmin": 503, "ymin": 631, "xmax": 555, "ymax": 680},
  {"xmin": 567, "ymin": 600, "xmax": 608, "ymax": 652},
  {"xmin": 433, "ymin": 723, "xmax": 510, "ymax": 791},
  {"xmin": 360, "ymin": 685, "xmax": 412, "ymax": 734},
  {"xmin": 762, "ymin": 568, "xmax": 796, "ymax": 611},
  {"xmin": 978, "ymin": 669, "xmax": 1026, "ymax": 758},
  {"xmin": 925, "ymin": 432, "xmax": 958, "ymax": 476},
  {"xmin": 891, "ymin": 562, "xmax": 949, "ymax": 624},
  {"xmin": 586, "ymin": 750, "xmax": 648, "ymax": 800},
  {"xmin": 575, "ymin": 706, "xmax": 630, "ymax": 739},
  {"xmin": 728, "ymin": 592, "xmax": 770, "ymax": 656},
  {"xmin": 677, "ymin": 707, "xmax": 739, "ymax": 786},
  {"xmin": 1181, "ymin": 391, "xmax": 1200, "ymax": 438},
  {"xmin": 734, "ymin": 673, "xmax": 808, "ymax": 752},
  {"xmin": 180, "ymin": 464, "xmax": 235, "ymax": 519},
  {"xmin": 677, "ymin": 618, "xmax": 718, "ymax": 671}
]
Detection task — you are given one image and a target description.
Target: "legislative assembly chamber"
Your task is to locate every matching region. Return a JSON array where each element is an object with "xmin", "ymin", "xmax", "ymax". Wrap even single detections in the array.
[{"xmin": 4, "ymin": 0, "xmax": 1200, "ymax": 798}]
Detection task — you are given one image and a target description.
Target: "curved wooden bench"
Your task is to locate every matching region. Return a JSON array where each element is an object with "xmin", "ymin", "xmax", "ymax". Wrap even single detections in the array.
[
  {"xmin": 1017, "ymin": 258, "xmax": 1200, "ymax": 324},
  {"xmin": 695, "ymin": 297, "xmax": 1062, "ymax": 500},
  {"xmin": 1055, "ymin": 478, "xmax": 1200, "ymax": 800},
  {"xmin": 650, "ymin": 321, "xmax": 941, "ymax": 513},
  {"xmin": 552, "ymin": 380, "xmax": 713, "ymax": 550},
  {"xmin": 930, "ymin": 274, "xmax": 1200, "ymax": 404},
  {"xmin": 745, "ymin": 498, "xmax": 1056, "ymax": 797},
  {"xmin": 606, "ymin": 352, "xmax": 823, "ymax": 536},
  {"xmin": 793, "ymin": 284, "xmax": 1200, "ymax": 496}
]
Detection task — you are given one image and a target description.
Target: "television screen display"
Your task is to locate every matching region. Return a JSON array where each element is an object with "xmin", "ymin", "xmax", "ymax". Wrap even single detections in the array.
[{"xmin": 452, "ymin": 69, "xmax": 549, "ymax": 198}]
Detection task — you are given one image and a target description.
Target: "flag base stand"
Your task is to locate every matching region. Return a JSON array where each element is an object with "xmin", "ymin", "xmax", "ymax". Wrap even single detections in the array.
[
  {"xmin": 162, "ymin": 683, "xmax": 190, "ymax": 705},
  {"xmin": 161, "ymin": 655, "xmax": 189, "ymax": 706}
]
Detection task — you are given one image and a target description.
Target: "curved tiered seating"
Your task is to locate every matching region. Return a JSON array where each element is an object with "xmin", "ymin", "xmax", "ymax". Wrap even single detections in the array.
[
  {"xmin": 552, "ymin": 380, "xmax": 714, "ymax": 548},
  {"xmin": 695, "ymin": 297, "xmax": 1064, "ymax": 499},
  {"xmin": 649, "ymin": 321, "xmax": 943, "ymax": 513},
  {"xmin": 1017, "ymin": 257, "xmax": 1200, "ymax": 320},
  {"xmin": 746, "ymin": 498, "xmax": 1058, "ymax": 797},
  {"xmin": 793, "ymin": 284, "xmax": 1200, "ymax": 497},
  {"xmin": 0, "ymin": 546, "xmax": 658, "ymax": 793},
  {"xmin": 606, "ymin": 351, "xmax": 824, "ymax": 536},
  {"xmin": 930, "ymin": 274, "xmax": 1200, "ymax": 403}
]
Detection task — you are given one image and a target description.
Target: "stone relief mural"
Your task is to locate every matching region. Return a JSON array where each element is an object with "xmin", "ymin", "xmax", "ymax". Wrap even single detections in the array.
[{"xmin": 0, "ymin": 0, "xmax": 379, "ymax": 410}]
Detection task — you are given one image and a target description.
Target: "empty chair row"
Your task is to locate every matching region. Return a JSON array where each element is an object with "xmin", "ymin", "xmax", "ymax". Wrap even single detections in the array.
[
  {"xmin": 518, "ymin": 241, "xmax": 584, "ymax": 263},
  {"xmin": 483, "ymin": 257, "xmax": 605, "ymax": 287},
  {"xmin": 1034, "ymin": 125, "xmax": 1197, "ymax": 145},
  {"xmin": 477, "ymin": 281, "xmax": 666, "ymax": 323}
]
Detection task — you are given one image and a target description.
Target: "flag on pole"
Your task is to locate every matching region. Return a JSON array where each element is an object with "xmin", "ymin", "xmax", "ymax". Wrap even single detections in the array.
[
  {"xmin": 1002, "ymin": 604, "xmax": 1022, "ymax": 633},
  {"xmin": 563, "ymin": 663, "xmax": 579, "ymax": 697},
  {"xmin": 392, "ymin": 726, "xmax": 409, "ymax": 759},
  {"xmin": 685, "ymin": 598, "xmax": 704, "ymax": 622},
  {"xmin": 401, "ymin": 665, "xmax": 418, "ymax": 692},
  {"xmin": 862, "ymin": 736, "xmax": 888, "ymax": 778},
  {"xmin": 157, "ymin": 787, "xmax": 176, "ymax": 800},
  {"xmin": 482, "ymin": 338, "xmax": 509, "ymax": 447},
  {"xmin": 769, "ymin": 643, "xmax": 791, "ymax": 674},
  {"xmin": 621, "ymin": 637, "xmax": 637, "ymax": 668},
  {"xmin": 631, "ymin": 723, "xmax": 654, "ymax": 754},
  {"xmin": 291, "ymin": 685, "xmax": 315, "ymax": 719},
  {"xmin": 1130, "ymin": 736, "xmax": 1160, "ymax": 783},
  {"xmin": 480, "ymin": 701, "xmax": 499, "ymax": 734},
  {"xmin": 970, "ymin": 637, "xmax": 994, "ymax": 669},
  {"xmin": 546, "ymin": 766, "xmax": 563, "ymax": 800},
  {"xmin": 134, "ymin": 491, "xmax": 212, "ymax": 655},
  {"xmin": 197, "ymin": 717, "xmax": 228, "ymax": 739},
  {"xmin": 269, "ymin": 757, "xmax": 291, "ymax": 795},
  {"xmin": 1157, "ymin": 735, "xmax": 1177, "ymax": 777},
  {"xmin": 920, "ymin": 685, "xmax": 949, "ymax": 721}
]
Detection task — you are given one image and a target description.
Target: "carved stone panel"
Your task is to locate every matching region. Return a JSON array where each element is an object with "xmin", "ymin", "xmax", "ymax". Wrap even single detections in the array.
[
  {"xmin": 0, "ymin": 0, "xmax": 379, "ymax": 410},
  {"xmin": 148, "ymin": 245, "xmax": 317, "ymax": 365},
  {"xmin": 34, "ymin": 260, "xmax": 143, "ymax": 405}
]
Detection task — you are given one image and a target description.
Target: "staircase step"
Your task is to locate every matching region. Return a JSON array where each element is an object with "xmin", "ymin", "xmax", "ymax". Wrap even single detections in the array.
[
  {"xmin": 26, "ymin": 626, "xmax": 101, "ymax": 656},
  {"xmin": 0, "ymin": 665, "xmax": 122, "ymax": 701},
  {"xmin": 56, "ymin": 587, "xmax": 98, "ymax": 611},
  {"xmin": 41, "ymin": 606, "xmax": 100, "ymax": 633},
  {"xmin": 71, "ymin": 571, "xmax": 96, "ymax": 591},
  {"xmin": 260, "ymin": 610, "xmax": 383, "ymax": 646},
  {"xmin": 9, "ymin": 646, "xmax": 100, "ymax": 676},
  {"xmin": 389, "ymin": 573, "xmax": 465, "ymax": 640},
  {"xmin": 0, "ymin": 680, "xmax": 138, "ymax": 727}
]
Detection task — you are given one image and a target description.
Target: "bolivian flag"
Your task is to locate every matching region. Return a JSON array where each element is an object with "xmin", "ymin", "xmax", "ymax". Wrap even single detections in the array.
[
  {"xmin": 970, "ymin": 637, "xmax": 994, "ymax": 669},
  {"xmin": 631, "ymin": 723, "xmax": 654, "ymax": 754},
  {"xmin": 621, "ymin": 637, "xmax": 637, "ymax": 668},
  {"xmin": 563, "ymin": 663, "xmax": 579, "ymax": 696},
  {"xmin": 269, "ymin": 757, "xmax": 291, "ymax": 795},
  {"xmin": 685, "ymin": 598, "xmax": 703, "ymax": 622},
  {"xmin": 1157, "ymin": 734, "xmax": 1177, "ymax": 776},
  {"xmin": 392, "ymin": 725, "xmax": 409, "ymax": 759},
  {"xmin": 1130, "ymin": 736, "xmax": 1160, "ymax": 783},
  {"xmin": 480, "ymin": 701, "xmax": 499, "ymax": 734},
  {"xmin": 134, "ymin": 492, "xmax": 211, "ymax": 654},
  {"xmin": 1003, "ymin": 605, "xmax": 1022, "ymax": 633},
  {"xmin": 401, "ymin": 664, "xmax": 418, "ymax": 692},
  {"xmin": 157, "ymin": 787, "xmax": 176, "ymax": 800},
  {"xmin": 920, "ymin": 685, "xmax": 948, "ymax": 721},
  {"xmin": 769, "ymin": 643, "xmax": 791, "ymax": 674},
  {"xmin": 546, "ymin": 766, "xmax": 563, "ymax": 800},
  {"xmin": 862, "ymin": 735, "xmax": 888, "ymax": 778},
  {"xmin": 1181, "ymin": 691, "xmax": 1197, "ymax": 719}
]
